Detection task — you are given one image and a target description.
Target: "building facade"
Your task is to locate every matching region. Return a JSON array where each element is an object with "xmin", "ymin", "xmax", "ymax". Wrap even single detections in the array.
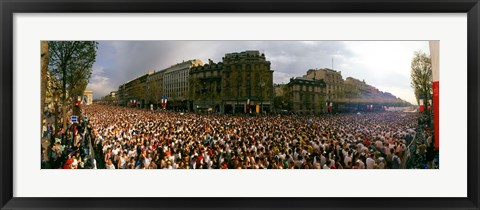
[
  {"xmin": 112, "ymin": 51, "xmax": 407, "ymax": 114},
  {"xmin": 287, "ymin": 77, "xmax": 326, "ymax": 114},
  {"xmin": 190, "ymin": 51, "xmax": 274, "ymax": 114},
  {"xmin": 117, "ymin": 72, "xmax": 152, "ymax": 107},
  {"xmin": 162, "ymin": 59, "xmax": 203, "ymax": 110},
  {"xmin": 117, "ymin": 60, "xmax": 202, "ymax": 110},
  {"xmin": 344, "ymin": 77, "xmax": 379, "ymax": 95},
  {"xmin": 304, "ymin": 68, "xmax": 344, "ymax": 100},
  {"xmin": 189, "ymin": 59, "xmax": 223, "ymax": 113}
]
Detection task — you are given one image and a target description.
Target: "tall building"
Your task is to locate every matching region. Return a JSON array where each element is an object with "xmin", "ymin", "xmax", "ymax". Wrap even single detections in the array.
[
  {"xmin": 189, "ymin": 59, "xmax": 223, "ymax": 112},
  {"xmin": 304, "ymin": 68, "xmax": 344, "ymax": 100},
  {"xmin": 190, "ymin": 50, "xmax": 274, "ymax": 114},
  {"xmin": 162, "ymin": 59, "xmax": 203, "ymax": 110},
  {"xmin": 117, "ymin": 60, "xmax": 202, "ymax": 110},
  {"xmin": 287, "ymin": 77, "xmax": 326, "ymax": 114}
]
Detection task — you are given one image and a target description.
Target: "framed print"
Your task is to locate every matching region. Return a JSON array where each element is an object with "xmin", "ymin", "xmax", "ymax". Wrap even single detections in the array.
[{"xmin": 1, "ymin": 0, "xmax": 479, "ymax": 210}]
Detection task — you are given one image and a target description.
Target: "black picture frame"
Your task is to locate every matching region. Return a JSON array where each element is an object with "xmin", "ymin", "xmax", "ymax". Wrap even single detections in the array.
[{"xmin": 1, "ymin": 0, "xmax": 479, "ymax": 209}]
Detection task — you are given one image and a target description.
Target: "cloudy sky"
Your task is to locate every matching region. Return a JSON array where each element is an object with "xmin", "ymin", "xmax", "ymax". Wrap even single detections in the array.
[{"xmin": 86, "ymin": 41, "xmax": 430, "ymax": 104}]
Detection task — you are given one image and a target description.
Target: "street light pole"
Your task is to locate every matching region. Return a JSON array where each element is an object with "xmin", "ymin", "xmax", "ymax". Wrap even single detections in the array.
[
  {"xmin": 54, "ymin": 91, "xmax": 58, "ymax": 138},
  {"xmin": 236, "ymin": 81, "xmax": 240, "ymax": 114},
  {"xmin": 259, "ymin": 81, "xmax": 265, "ymax": 114}
]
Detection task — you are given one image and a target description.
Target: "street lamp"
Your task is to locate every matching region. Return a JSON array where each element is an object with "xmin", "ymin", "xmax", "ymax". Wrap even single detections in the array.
[
  {"xmin": 259, "ymin": 81, "xmax": 265, "ymax": 114},
  {"xmin": 236, "ymin": 80, "xmax": 241, "ymax": 114},
  {"xmin": 202, "ymin": 81, "xmax": 207, "ymax": 114},
  {"xmin": 53, "ymin": 92, "xmax": 58, "ymax": 137}
]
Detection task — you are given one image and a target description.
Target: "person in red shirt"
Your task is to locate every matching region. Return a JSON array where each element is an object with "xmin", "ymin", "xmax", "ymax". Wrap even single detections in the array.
[
  {"xmin": 63, "ymin": 156, "xmax": 74, "ymax": 169},
  {"xmin": 363, "ymin": 137, "xmax": 371, "ymax": 148}
]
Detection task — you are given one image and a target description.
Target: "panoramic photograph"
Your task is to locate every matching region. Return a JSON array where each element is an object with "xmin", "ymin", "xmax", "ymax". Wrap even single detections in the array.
[{"xmin": 40, "ymin": 41, "xmax": 439, "ymax": 170}]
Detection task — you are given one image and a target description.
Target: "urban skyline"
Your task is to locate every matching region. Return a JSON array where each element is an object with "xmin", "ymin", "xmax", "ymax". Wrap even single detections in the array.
[{"xmin": 86, "ymin": 41, "xmax": 430, "ymax": 104}]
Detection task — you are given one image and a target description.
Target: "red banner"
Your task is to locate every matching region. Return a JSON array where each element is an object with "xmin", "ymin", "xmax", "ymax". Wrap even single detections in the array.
[{"xmin": 433, "ymin": 81, "xmax": 439, "ymax": 151}]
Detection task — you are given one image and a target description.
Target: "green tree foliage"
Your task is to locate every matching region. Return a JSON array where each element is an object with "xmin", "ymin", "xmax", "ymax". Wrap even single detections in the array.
[
  {"xmin": 48, "ymin": 41, "xmax": 98, "ymax": 129},
  {"xmin": 410, "ymin": 51, "xmax": 432, "ymax": 105},
  {"xmin": 41, "ymin": 41, "xmax": 48, "ymax": 133},
  {"xmin": 147, "ymin": 83, "xmax": 162, "ymax": 105},
  {"xmin": 273, "ymin": 85, "xmax": 292, "ymax": 111}
]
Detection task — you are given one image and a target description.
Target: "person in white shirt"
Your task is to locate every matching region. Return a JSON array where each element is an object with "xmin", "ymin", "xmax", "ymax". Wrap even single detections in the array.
[
  {"xmin": 118, "ymin": 152, "xmax": 127, "ymax": 169},
  {"xmin": 127, "ymin": 147, "xmax": 137, "ymax": 159},
  {"xmin": 357, "ymin": 159, "xmax": 365, "ymax": 169},
  {"xmin": 105, "ymin": 159, "xmax": 115, "ymax": 169},
  {"xmin": 344, "ymin": 152, "xmax": 352, "ymax": 167},
  {"xmin": 366, "ymin": 155, "xmax": 375, "ymax": 169}
]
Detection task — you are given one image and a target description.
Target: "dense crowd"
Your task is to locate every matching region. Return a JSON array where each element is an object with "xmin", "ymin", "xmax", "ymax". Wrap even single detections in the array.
[
  {"xmin": 68, "ymin": 105, "xmax": 418, "ymax": 169},
  {"xmin": 42, "ymin": 103, "xmax": 96, "ymax": 169}
]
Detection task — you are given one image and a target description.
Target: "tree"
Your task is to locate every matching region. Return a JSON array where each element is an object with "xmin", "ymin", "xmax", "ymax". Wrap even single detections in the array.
[
  {"xmin": 410, "ymin": 51, "xmax": 432, "ymax": 107},
  {"xmin": 275, "ymin": 84, "xmax": 292, "ymax": 112},
  {"xmin": 41, "ymin": 41, "xmax": 48, "ymax": 135},
  {"xmin": 147, "ymin": 82, "xmax": 162, "ymax": 108},
  {"xmin": 48, "ymin": 41, "xmax": 98, "ymax": 130}
]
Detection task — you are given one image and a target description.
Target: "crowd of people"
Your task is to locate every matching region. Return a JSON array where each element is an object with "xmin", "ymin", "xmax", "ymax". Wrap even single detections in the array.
[
  {"xmin": 41, "ymin": 104, "xmax": 96, "ymax": 169},
  {"xmin": 56, "ymin": 104, "xmax": 418, "ymax": 170}
]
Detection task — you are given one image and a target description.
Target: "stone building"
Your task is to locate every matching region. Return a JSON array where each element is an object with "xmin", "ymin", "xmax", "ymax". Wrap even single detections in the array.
[
  {"xmin": 82, "ymin": 90, "xmax": 93, "ymax": 105},
  {"xmin": 287, "ymin": 77, "xmax": 326, "ymax": 114},
  {"xmin": 117, "ymin": 72, "xmax": 152, "ymax": 107},
  {"xmin": 344, "ymin": 77, "xmax": 379, "ymax": 94},
  {"xmin": 190, "ymin": 50, "xmax": 274, "ymax": 114},
  {"xmin": 189, "ymin": 59, "xmax": 223, "ymax": 113},
  {"xmin": 117, "ymin": 60, "xmax": 202, "ymax": 110},
  {"xmin": 303, "ymin": 68, "xmax": 344, "ymax": 100},
  {"xmin": 162, "ymin": 59, "xmax": 203, "ymax": 110},
  {"xmin": 337, "ymin": 77, "xmax": 407, "ymax": 112}
]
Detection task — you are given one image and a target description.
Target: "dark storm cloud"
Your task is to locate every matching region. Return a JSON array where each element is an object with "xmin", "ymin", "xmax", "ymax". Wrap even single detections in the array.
[{"xmin": 87, "ymin": 41, "xmax": 354, "ymax": 98}]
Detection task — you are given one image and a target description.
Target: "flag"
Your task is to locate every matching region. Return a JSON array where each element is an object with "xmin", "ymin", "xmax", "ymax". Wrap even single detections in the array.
[
  {"xmin": 430, "ymin": 40, "xmax": 439, "ymax": 151},
  {"xmin": 419, "ymin": 99, "xmax": 424, "ymax": 112}
]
